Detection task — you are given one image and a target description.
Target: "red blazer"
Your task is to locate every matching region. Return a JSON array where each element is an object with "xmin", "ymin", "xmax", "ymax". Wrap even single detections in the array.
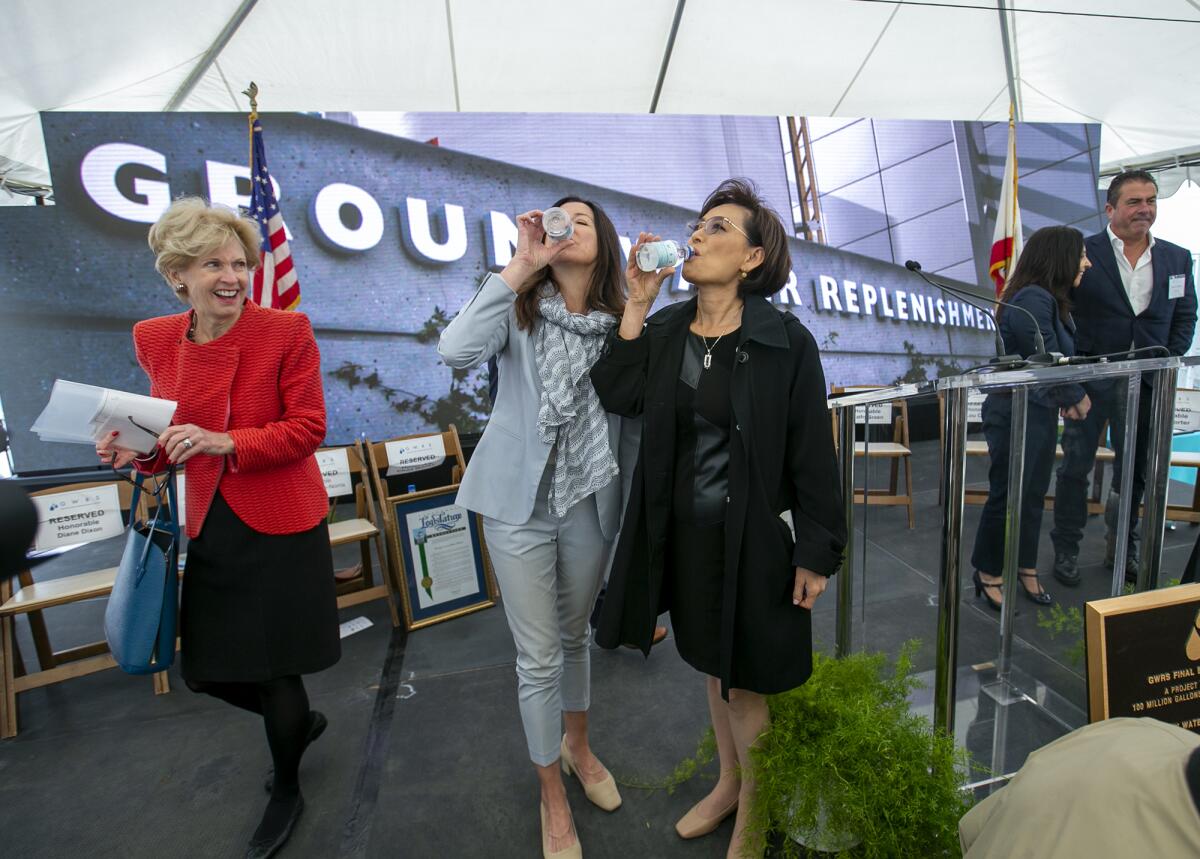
[{"xmin": 132, "ymin": 301, "xmax": 329, "ymax": 539}]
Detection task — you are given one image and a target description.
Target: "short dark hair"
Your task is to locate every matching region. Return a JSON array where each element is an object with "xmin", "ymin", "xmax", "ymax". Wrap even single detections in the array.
[
  {"xmin": 698, "ymin": 179, "xmax": 792, "ymax": 297},
  {"xmin": 997, "ymin": 225, "xmax": 1084, "ymax": 323},
  {"xmin": 1106, "ymin": 170, "xmax": 1157, "ymax": 207},
  {"xmin": 514, "ymin": 196, "xmax": 625, "ymax": 331}
]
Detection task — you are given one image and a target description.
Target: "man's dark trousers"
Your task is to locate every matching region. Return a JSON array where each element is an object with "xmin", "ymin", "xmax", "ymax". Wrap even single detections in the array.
[{"xmin": 1051, "ymin": 378, "xmax": 1153, "ymax": 560}]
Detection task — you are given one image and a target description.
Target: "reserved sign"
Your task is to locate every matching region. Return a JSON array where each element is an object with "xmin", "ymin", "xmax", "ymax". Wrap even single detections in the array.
[
  {"xmin": 32, "ymin": 484, "xmax": 123, "ymax": 551},
  {"xmin": 385, "ymin": 435, "xmax": 446, "ymax": 476},
  {"xmin": 967, "ymin": 389, "xmax": 985, "ymax": 424},
  {"xmin": 1175, "ymin": 389, "xmax": 1200, "ymax": 435},
  {"xmin": 1086, "ymin": 584, "xmax": 1200, "ymax": 733},
  {"xmin": 852, "ymin": 402, "xmax": 893, "ymax": 426},
  {"xmin": 315, "ymin": 448, "xmax": 352, "ymax": 497}
]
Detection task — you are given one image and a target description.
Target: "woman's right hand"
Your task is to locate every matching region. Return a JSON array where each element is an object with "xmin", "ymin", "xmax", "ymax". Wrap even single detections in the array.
[
  {"xmin": 615, "ymin": 232, "xmax": 677, "ymax": 341},
  {"xmin": 625, "ymin": 231, "xmax": 676, "ymax": 309},
  {"xmin": 499, "ymin": 210, "xmax": 572, "ymax": 293},
  {"xmin": 1062, "ymin": 393, "xmax": 1092, "ymax": 421},
  {"xmin": 95, "ymin": 431, "xmax": 141, "ymax": 469},
  {"xmin": 616, "ymin": 232, "xmax": 676, "ymax": 341}
]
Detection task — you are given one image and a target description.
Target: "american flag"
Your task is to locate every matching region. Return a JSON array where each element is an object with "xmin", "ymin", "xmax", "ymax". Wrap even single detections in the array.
[{"xmin": 247, "ymin": 118, "xmax": 300, "ymax": 310}]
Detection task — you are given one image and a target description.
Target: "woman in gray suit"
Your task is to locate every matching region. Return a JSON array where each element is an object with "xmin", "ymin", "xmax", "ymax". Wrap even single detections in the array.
[{"xmin": 439, "ymin": 198, "xmax": 627, "ymax": 859}]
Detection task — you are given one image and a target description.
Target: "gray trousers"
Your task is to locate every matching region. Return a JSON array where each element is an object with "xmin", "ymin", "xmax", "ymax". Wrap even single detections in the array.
[{"xmin": 482, "ymin": 467, "xmax": 612, "ymax": 766}]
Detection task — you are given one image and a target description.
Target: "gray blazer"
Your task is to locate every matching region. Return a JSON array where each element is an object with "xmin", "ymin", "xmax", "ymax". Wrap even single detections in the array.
[{"xmin": 438, "ymin": 273, "xmax": 633, "ymax": 540}]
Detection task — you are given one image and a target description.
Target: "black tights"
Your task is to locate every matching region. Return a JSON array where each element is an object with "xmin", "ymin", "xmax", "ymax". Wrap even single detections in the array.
[{"xmin": 186, "ymin": 676, "xmax": 310, "ymax": 797}]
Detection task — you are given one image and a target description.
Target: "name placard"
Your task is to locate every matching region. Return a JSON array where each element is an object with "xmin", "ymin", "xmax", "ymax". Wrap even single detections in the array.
[
  {"xmin": 967, "ymin": 389, "xmax": 985, "ymax": 425},
  {"xmin": 1086, "ymin": 584, "xmax": 1200, "ymax": 732},
  {"xmin": 385, "ymin": 435, "xmax": 447, "ymax": 476},
  {"xmin": 315, "ymin": 448, "xmax": 353, "ymax": 497},
  {"xmin": 32, "ymin": 484, "xmax": 123, "ymax": 551},
  {"xmin": 852, "ymin": 403, "xmax": 893, "ymax": 426},
  {"xmin": 1175, "ymin": 389, "xmax": 1200, "ymax": 435}
]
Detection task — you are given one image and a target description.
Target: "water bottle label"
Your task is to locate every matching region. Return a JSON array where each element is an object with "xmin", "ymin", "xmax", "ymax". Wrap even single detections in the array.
[{"xmin": 636, "ymin": 240, "xmax": 688, "ymax": 272}]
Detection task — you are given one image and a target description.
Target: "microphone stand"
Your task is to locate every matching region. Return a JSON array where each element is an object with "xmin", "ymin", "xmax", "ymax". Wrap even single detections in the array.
[{"xmin": 904, "ymin": 260, "xmax": 1061, "ymax": 366}]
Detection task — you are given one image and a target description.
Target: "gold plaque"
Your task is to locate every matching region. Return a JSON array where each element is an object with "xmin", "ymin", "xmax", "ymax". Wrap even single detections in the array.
[{"xmin": 1086, "ymin": 583, "xmax": 1200, "ymax": 731}]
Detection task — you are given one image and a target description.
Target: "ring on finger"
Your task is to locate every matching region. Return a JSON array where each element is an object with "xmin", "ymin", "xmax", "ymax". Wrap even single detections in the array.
[{"xmin": 182, "ymin": 438, "xmax": 193, "ymax": 450}]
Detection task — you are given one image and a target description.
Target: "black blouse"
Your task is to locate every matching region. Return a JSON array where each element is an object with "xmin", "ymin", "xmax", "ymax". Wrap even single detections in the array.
[{"xmin": 673, "ymin": 328, "xmax": 740, "ymax": 525}]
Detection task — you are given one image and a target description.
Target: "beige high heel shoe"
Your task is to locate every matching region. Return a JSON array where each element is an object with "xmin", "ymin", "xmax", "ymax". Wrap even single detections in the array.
[
  {"xmin": 540, "ymin": 802, "xmax": 582, "ymax": 859},
  {"xmin": 560, "ymin": 735, "xmax": 622, "ymax": 811},
  {"xmin": 674, "ymin": 795, "xmax": 738, "ymax": 839}
]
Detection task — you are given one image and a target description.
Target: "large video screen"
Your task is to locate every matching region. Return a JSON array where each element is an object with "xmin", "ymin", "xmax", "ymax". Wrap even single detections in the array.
[{"xmin": 0, "ymin": 111, "xmax": 1103, "ymax": 473}]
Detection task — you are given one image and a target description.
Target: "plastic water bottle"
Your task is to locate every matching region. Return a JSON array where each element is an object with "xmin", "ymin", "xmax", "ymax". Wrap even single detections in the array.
[
  {"xmin": 636, "ymin": 240, "xmax": 692, "ymax": 272},
  {"xmin": 542, "ymin": 206, "xmax": 574, "ymax": 241}
]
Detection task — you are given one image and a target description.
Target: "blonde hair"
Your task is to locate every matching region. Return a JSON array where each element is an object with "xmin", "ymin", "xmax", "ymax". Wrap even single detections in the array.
[{"xmin": 148, "ymin": 197, "xmax": 260, "ymax": 302}]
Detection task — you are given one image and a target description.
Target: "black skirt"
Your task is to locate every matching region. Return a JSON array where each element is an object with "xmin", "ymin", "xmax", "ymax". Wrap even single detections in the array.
[
  {"xmin": 667, "ymin": 519, "xmax": 725, "ymax": 678},
  {"xmin": 181, "ymin": 491, "xmax": 341, "ymax": 682}
]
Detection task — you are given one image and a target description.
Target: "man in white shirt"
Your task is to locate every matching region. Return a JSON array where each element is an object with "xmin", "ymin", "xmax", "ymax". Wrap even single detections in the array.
[{"xmin": 1051, "ymin": 171, "xmax": 1197, "ymax": 587}]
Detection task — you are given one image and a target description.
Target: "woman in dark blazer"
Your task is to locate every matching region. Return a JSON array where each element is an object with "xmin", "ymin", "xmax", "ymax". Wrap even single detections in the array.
[
  {"xmin": 591, "ymin": 179, "xmax": 846, "ymax": 858},
  {"xmin": 971, "ymin": 225, "xmax": 1092, "ymax": 609},
  {"xmin": 97, "ymin": 197, "xmax": 339, "ymax": 858}
]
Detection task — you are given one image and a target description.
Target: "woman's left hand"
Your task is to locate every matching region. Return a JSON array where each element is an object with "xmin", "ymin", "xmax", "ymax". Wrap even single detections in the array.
[
  {"xmin": 793, "ymin": 567, "xmax": 828, "ymax": 609},
  {"xmin": 158, "ymin": 424, "xmax": 235, "ymax": 465}
]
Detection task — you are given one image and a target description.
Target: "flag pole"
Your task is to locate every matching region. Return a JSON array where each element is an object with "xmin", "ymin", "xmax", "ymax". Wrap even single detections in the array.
[
  {"xmin": 242, "ymin": 81, "xmax": 258, "ymax": 173},
  {"xmin": 1009, "ymin": 103, "xmax": 1018, "ymax": 264}
]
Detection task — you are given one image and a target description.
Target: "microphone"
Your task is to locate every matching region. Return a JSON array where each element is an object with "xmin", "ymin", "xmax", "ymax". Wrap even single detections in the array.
[{"xmin": 904, "ymin": 260, "xmax": 1059, "ymax": 366}]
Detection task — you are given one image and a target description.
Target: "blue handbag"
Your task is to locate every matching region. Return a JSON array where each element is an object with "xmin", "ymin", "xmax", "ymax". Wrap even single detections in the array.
[{"xmin": 104, "ymin": 468, "xmax": 180, "ymax": 674}]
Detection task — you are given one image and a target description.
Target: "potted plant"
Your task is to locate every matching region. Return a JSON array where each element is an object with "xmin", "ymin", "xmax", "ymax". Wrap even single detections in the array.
[{"xmin": 745, "ymin": 643, "xmax": 973, "ymax": 857}]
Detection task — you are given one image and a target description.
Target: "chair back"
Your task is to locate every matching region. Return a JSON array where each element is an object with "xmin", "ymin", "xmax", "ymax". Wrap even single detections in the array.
[
  {"xmin": 830, "ymin": 384, "xmax": 910, "ymax": 448},
  {"xmin": 366, "ymin": 426, "xmax": 467, "ymax": 499},
  {"xmin": 315, "ymin": 439, "xmax": 380, "ymax": 525}
]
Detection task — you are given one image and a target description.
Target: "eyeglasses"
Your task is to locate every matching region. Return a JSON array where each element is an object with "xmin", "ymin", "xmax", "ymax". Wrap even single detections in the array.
[{"xmin": 686, "ymin": 216, "xmax": 751, "ymax": 241}]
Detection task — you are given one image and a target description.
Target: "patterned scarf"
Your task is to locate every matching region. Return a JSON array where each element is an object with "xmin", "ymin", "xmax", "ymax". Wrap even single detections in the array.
[{"xmin": 534, "ymin": 289, "xmax": 618, "ymax": 518}]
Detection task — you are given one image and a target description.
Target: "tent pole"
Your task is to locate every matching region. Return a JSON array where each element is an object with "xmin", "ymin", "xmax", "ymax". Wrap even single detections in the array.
[
  {"xmin": 445, "ymin": 0, "xmax": 462, "ymax": 111},
  {"xmin": 997, "ymin": 0, "xmax": 1022, "ymax": 121},
  {"xmin": 165, "ymin": 0, "xmax": 261, "ymax": 111},
  {"xmin": 649, "ymin": 0, "xmax": 687, "ymax": 113}
]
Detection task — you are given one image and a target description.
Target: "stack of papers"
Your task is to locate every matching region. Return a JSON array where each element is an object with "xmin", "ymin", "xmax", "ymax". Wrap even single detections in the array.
[{"xmin": 31, "ymin": 380, "xmax": 176, "ymax": 454}]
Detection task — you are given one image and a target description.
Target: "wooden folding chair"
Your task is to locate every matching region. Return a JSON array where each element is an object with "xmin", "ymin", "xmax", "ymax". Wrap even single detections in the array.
[
  {"xmin": 830, "ymin": 385, "xmax": 915, "ymax": 528},
  {"xmin": 0, "ymin": 477, "xmax": 166, "ymax": 739},
  {"xmin": 320, "ymin": 440, "xmax": 400, "ymax": 627},
  {"xmin": 1141, "ymin": 387, "xmax": 1200, "ymax": 523},
  {"xmin": 365, "ymin": 428, "xmax": 467, "ymax": 614}
]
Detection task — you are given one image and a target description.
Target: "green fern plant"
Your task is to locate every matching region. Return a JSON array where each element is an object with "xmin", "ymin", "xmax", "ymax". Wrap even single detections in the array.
[
  {"xmin": 745, "ymin": 643, "xmax": 972, "ymax": 858},
  {"xmin": 1036, "ymin": 602, "xmax": 1087, "ymax": 666},
  {"xmin": 613, "ymin": 728, "xmax": 718, "ymax": 794}
]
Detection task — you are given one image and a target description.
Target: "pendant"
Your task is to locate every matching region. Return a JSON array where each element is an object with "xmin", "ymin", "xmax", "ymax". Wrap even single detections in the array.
[{"xmin": 703, "ymin": 353, "xmax": 712, "ymax": 370}]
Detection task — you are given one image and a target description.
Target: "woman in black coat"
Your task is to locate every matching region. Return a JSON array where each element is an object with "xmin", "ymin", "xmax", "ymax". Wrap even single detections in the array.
[
  {"xmin": 590, "ymin": 179, "xmax": 846, "ymax": 857},
  {"xmin": 971, "ymin": 225, "xmax": 1092, "ymax": 609}
]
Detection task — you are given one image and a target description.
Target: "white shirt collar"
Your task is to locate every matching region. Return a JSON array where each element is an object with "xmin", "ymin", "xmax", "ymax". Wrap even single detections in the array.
[{"xmin": 1107, "ymin": 223, "xmax": 1155, "ymax": 252}]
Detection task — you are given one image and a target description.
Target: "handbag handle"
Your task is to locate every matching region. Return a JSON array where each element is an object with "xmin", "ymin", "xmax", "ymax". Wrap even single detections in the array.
[{"xmin": 130, "ymin": 466, "xmax": 179, "ymax": 584}]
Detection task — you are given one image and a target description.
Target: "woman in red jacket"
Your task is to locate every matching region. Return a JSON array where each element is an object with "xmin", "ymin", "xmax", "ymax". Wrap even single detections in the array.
[{"xmin": 97, "ymin": 197, "xmax": 339, "ymax": 859}]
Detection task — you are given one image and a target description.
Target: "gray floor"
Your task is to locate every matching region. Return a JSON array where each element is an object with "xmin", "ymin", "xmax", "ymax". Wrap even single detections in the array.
[{"xmin": 2, "ymin": 438, "xmax": 1197, "ymax": 857}]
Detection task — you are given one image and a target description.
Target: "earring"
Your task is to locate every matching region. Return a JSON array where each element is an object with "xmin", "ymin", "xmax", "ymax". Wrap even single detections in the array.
[
  {"xmin": 174, "ymin": 283, "xmax": 187, "ymax": 293},
  {"xmin": 738, "ymin": 270, "xmax": 748, "ymax": 281}
]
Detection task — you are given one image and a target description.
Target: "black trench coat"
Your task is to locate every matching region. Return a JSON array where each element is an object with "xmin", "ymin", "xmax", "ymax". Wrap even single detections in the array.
[{"xmin": 591, "ymin": 294, "xmax": 847, "ymax": 696}]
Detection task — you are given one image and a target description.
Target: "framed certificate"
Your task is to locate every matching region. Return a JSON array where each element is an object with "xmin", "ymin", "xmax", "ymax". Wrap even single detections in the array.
[{"xmin": 387, "ymin": 485, "xmax": 496, "ymax": 630}]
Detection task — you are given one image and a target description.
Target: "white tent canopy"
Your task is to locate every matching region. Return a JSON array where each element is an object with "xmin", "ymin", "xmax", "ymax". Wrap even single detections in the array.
[{"xmin": 4, "ymin": 0, "xmax": 1200, "ymax": 197}]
